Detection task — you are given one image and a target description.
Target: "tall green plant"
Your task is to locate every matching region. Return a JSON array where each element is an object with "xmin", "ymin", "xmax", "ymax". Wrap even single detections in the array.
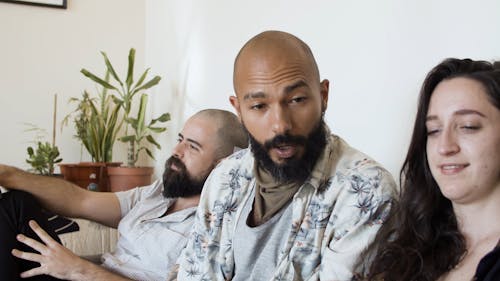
[
  {"xmin": 120, "ymin": 94, "xmax": 170, "ymax": 166},
  {"xmin": 81, "ymin": 48, "xmax": 161, "ymax": 128},
  {"xmin": 62, "ymin": 77, "xmax": 122, "ymax": 162},
  {"xmin": 80, "ymin": 48, "xmax": 168, "ymax": 167}
]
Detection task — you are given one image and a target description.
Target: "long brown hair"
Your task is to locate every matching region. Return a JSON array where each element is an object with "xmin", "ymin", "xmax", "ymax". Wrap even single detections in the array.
[{"xmin": 357, "ymin": 58, "xmax": 500, "ymax": 281}]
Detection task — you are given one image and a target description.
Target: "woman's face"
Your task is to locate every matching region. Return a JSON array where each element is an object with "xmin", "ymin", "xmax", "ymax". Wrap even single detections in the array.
[{"xmin": 426, "ymin": 77, "xmax": 500, "ymax": 205}]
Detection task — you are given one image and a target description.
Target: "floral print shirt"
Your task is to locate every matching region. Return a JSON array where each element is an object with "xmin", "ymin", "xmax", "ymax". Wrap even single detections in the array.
[{"xmin": 176, "ymin": 132, "xmax": 397, "ymax": 281}]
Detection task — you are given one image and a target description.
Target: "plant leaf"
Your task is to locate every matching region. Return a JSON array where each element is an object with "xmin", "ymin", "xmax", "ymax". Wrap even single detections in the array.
[
  {"xmin": 81, "ymin": 69, "xmax": 118, "ymax": 90},
  {"xmin": 125, "ymin": 48, "xmax": 135, "ymax": 89},
  {"xmin": 134, "ymin": 68, "xmax": 150, "ymax": 88},
  {"xmin": 119, "ymin": 135, "xmax": 136, "ymax": 143},
  {"xmin": 148, "ymin": 127, "xmax": 167, "ymax": 133},
  {"xmin": 136, "ymin": 94, "xmax": 148, "ymax": 136},
  {"xmin": 146, "ymin": 135, "xmax": 161, "ymax": 149},
  {"xmin": 133, "ymin": 76, "xmax": 161, "ymax": 93},
  {"xmin": 100, "ymin": 51, "xmax": 123, "ymax": 87},
  {"xmin": 151, "ymin": 113, "xmax": 170, "ymax": 125},
  {"xmin": 111, "ymin": 95, "xmax": 123, "ymax": 106},
  {"xmin": 144, "ymin": 147, "xmax": 155, "ymax": 160}
]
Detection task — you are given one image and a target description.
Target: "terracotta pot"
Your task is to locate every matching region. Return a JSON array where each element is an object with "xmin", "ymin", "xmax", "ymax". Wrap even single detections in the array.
[
  {"xmin": 59, "ymin": 162, "xmax": 121, "ymax": 192},
  {"xmin": 107, "ymin": 166, "xmax": 154, "ymax": 192}
]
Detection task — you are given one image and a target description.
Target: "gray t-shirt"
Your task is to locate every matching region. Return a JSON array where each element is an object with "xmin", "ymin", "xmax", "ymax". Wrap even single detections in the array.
[
  {"xmin": 232, "ymin": 187, "xmax": 293, "ymax": 281},
  {"xmin": 102, "ymin": 180, "xmax": 196, "ymax": 281}
]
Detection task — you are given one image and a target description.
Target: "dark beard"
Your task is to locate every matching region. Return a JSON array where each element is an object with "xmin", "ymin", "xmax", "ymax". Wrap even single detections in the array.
[
  {"xmin": 246, "ymin": 119, "xmax": 327, "ymax": 184},
  {"xmin": 162, "ymin": 156, "xmax": 207, "ymax": 198}
]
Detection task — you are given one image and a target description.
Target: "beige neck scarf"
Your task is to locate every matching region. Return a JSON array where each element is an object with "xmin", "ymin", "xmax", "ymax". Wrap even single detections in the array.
[{"xmin": 250, "ymin": 163, "xmax": 301, "ymax": 226}]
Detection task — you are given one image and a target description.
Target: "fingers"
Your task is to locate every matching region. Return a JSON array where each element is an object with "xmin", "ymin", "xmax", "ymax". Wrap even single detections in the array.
[
  {"xmin": 12, "ymin": 220, "xmax": 74, "ymax": 280},
  {"xmin": 16, "ymin": 232, "xmax": 47, "ymax": 254},
  {"xmin": 19, "ymin": 266, "xmax": 47, "ymax": 278},
  {"xmin": 11, "ymin": 248, "xmax": 42, "ymax": 263},
  {"xmin": 28, "ymin": 220, "xmax": 58, "ymax": 247},
  {"xmin": 11, "ymin": 248, "xmax": 48, "ymax": 278}
]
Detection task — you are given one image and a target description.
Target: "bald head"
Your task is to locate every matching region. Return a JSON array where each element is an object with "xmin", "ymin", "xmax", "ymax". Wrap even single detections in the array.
[
  {"xmin": 192, "ymin": 109, "xmax": 248, "ymax": 159},
  {"xmin": 233, "ymin": 30, "xmax": 320, "ymax": 90},
  {"xmin": 228, "ymin": 31, "xmax": 329, "ymax": 183}
]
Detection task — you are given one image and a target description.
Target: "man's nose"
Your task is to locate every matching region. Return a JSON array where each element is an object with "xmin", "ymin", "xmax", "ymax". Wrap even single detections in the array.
[
  {"xmin": 270, "ymin": 106, "xmax": 292, "ymax": 135},
  {"xmin": 172, "ymin": 142, "xmax": 185, "ymax": 159}
]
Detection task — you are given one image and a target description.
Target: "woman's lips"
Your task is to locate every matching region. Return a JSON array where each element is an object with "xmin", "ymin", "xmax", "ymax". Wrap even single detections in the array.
[{"xmin": 439, "ymin": 163, "xmax": 469, "ymax": 175}]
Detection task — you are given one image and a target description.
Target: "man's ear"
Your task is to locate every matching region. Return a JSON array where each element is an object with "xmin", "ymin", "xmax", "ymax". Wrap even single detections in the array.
[
  {"xmin": 229, "ymin": 95, "xmax": 242, "ymax": 121},
  {"xmin": 320, "ymin": 79, "xmax": 330, "ymax": 112}
]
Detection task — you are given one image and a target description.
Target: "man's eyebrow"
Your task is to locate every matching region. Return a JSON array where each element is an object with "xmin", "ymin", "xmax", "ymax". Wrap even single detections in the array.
[
  {"xmin": 243, "ymin": 91, "xmax": 266, "ymax": 101},
  {"xmin": 426, "ymin": 109, "xmax": 486, "ymax": 122},
  {"xmin": 187, "ymin": 138, "xmax": 202, "ymax": 148},
  {"xmin": 284, "ymin": 80, "xmax": 308, "ymax": 94},
  {"xmin": 242, "ymin": 80, "xmax": 308, "ymax": 101},
  {"xmin": 178, "ymin": 133, "xmax": 202, "ymax": 148}
]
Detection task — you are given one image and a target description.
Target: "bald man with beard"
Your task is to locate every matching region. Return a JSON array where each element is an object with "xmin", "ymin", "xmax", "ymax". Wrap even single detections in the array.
[
  {"xmin": 174, "ymin": 31, "xmax": 397, "ymax": 281},
  {"xmin": 0, "ymin": 109, "xmax": 247, "ymax": 281}
]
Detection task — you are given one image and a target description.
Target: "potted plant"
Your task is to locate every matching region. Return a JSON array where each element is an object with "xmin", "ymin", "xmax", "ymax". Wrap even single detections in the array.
[
  {"xmin": 80, "ymin": 48, "xmax": 169, "ymax": 191},
  {"xmin": 26, "ymin": 141, "xmax": 63, "ymax": 176},
  {"xmin": 24, "ymin": 94, "xmax": 63, "ymax": 176},
  {"xmin": 24, "ymin": 124, "xmax": 63, "ymax": 176},
  {"xmin": 59, "ymin": 73, "xmax": 123, "ymax": 191},
  {"xmin": 107, "ymin": 94, "xmax": 170, "ymax": 191}
]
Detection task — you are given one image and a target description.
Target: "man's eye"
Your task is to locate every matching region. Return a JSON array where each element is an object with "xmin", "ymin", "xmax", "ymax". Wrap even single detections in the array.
[
  {"xmin": 290, "ymin": 97, "xmax": 306, "ymax": 103},
  {"xmin": 177, "ymin": 138, "xmax": 182, "ymax": 143},
  {"xmin": 190, "ymin": 144, "xmax": 199, "ymax": 151},
  {"xmin": 250, "ymin": 103, "xmax": 265, "ymax": 110}
]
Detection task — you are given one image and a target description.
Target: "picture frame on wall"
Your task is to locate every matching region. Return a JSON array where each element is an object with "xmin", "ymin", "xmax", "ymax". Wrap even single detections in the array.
[{"xmin": 0, "ymin": 0, "xmax": 67, "ymax": 9}]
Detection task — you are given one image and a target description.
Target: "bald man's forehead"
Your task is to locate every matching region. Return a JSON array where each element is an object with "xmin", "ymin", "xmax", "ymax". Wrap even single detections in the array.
[
  {"xmin": 239, "ymin": 35, "xmax": 306, "ymax": 62},
  {"xmin": 183, "ymin": 116, "xmax": 218, "ymax": 143},
  {"xmin": 234, "ymin": 32, "xmax": 319, "ymax": 88},
  {"xmin": 234, "ymin": 48, "xmax": 318, "ymax": 93}
]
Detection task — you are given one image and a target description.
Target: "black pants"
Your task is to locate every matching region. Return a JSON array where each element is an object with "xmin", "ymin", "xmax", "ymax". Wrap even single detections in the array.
[{"xmin": 0, "ymin": 190, "xmax": 63, "ymax": 281}]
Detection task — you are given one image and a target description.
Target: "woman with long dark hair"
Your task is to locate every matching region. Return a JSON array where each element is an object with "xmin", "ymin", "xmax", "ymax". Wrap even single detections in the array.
[{"xmin": 356, "ymin": 58, "xmax": 500, "ymax": 281}]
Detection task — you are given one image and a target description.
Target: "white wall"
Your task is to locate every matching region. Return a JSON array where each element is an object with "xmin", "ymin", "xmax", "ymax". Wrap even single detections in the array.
[
  {"xmin": 146, "ymin": 0, "xmax": 500, "ymax": 178},
  {"xmin": 0, "ymin": 0, "xmax": 146, "ymax": 171},
  {"xmin": 2, "ymin": 1, "xmax": 499, "ymax": 180}
]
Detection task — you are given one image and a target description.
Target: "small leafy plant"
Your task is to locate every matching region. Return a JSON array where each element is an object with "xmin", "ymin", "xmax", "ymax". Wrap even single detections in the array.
[
  {"xmin": 24, "ymin": 123, "xmax": 62, "ymax": 175},
  {"xmin": 26, "ymin": 142, "xmax": 62, "ymax": 175}
]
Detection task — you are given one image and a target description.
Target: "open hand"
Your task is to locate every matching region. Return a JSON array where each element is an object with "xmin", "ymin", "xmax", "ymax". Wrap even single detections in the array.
[{"xmin": 11, "ymin": 220, "xmax": 86, "ymax": 280}]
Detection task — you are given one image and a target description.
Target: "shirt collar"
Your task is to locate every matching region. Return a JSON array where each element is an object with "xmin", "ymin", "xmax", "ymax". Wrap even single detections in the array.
[{"xmin": 304, "ymin": 124, "xmax": 335, "ymax": 190}]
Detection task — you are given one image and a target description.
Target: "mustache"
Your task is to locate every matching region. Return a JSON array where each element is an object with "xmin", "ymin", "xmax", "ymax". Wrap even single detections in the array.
[
  {"xmin": 263, "ymin": 134, "xmax": 307, "ymax": 151},
  {"xmin": 165, "ymin": 156, "xmax": 187, "ymax": 173},
  {"xmin": 245, "ymin": 119, "xmax": 327, "ymax": 184}
]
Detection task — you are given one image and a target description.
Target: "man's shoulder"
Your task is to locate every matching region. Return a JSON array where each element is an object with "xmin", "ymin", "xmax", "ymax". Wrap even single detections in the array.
[
  {"xmin": 201, "ymin": 148, "xmax": 254, "ymax": 198},
  {"xmin": 115, "ymin": 180, "xmax": 165, "ymax": 206},
  {"xmin": 327, "ymin": 135, "xmax": 397, "ymax": 193},
  {"xmin": 330, "ymin": 135, "xmax": 388, "ymax": 171},
  {"xmin": 213, "ymin": 147, "xmax": 254, "ymax": 175}
]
